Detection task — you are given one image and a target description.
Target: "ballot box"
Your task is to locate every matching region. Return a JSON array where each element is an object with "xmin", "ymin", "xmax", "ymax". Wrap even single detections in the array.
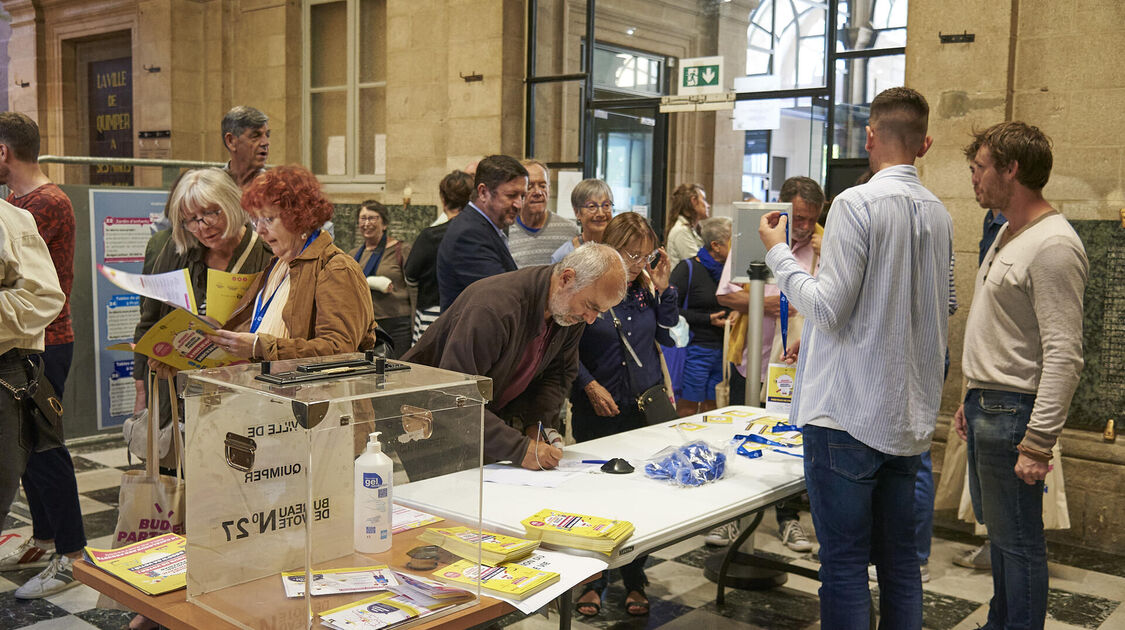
[{"xmin": 181, "ymin": 353, "xmax": 489, "ymax": 630}]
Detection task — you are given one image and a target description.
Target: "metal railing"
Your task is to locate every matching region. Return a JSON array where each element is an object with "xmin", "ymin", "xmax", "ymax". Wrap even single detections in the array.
[{"xmin": 39, "ymin": 155, "xmax": 227, "ymax": 187}]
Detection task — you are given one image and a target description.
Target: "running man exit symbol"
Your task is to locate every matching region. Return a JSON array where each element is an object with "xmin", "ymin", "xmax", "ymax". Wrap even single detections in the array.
[{"xmin": 678, "ymin": 56, "xmax": 723, "ymax": 95}]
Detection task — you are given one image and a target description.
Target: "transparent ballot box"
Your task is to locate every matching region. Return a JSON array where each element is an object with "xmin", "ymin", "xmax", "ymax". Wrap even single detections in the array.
[{"xmin": 182, "ymin": 353, "xmax": 488, "ymax": 630}]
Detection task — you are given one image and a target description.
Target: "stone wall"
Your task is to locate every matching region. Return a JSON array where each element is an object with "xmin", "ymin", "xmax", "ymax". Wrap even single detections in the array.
[{"xmin": 907, "ymin": 0, "xmax": 1125, "ymax": 553}]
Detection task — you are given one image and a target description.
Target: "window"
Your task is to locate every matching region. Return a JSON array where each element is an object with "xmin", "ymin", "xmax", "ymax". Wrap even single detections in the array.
[
  {"xmin": 745, "ymin": 0, "xmax": 828, "ymax": 89},
  {"xmin": 303, "ymin": 0, "xmax": 386, "ymax": 182}
]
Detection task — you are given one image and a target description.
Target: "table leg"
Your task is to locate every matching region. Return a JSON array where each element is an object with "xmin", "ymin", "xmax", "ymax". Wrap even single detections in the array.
[
  {"xmin": 558, "ymin": 588, "xmax": 572, "ymax": 630},
  {"xmin": 714, "ymin": 510, "xmax": 764, "ymax": 606}
]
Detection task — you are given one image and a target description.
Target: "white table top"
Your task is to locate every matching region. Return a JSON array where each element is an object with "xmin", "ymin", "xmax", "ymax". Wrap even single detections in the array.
[{"xmin": 396, "ymin": 406, "xmax": 805, "ymax": 568}]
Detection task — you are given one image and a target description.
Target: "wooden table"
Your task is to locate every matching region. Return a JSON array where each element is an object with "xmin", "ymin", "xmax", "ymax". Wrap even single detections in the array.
[{"xmin": 76, "ymin": 523, "xmax": 516, "ymax": 630}]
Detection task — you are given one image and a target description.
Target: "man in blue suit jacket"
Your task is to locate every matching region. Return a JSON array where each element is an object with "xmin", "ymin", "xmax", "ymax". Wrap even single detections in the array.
[{"xmin": 437, "ymin": 155, "xmax": 527, "ymax": 309}]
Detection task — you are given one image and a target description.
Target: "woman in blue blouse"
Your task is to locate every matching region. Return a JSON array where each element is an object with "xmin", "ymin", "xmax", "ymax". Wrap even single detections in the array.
[{"xmin": 571, "ymin": 212, "xmax": 677, "ymax": 618}]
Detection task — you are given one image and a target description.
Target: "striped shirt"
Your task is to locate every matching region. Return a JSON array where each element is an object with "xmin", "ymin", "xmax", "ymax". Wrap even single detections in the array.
[{"xmin": 765, "ymin": 165, "xmax": 952, "ymax": 456}]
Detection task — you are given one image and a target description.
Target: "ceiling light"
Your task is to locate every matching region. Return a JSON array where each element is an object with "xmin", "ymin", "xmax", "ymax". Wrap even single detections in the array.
[{"xmin": 626, "ymin": 28, "xmax": 636, "ymax": 36}]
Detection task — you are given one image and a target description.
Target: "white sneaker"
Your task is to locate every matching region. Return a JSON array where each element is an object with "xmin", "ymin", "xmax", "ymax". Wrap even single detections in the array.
[
  {"xmin": 14, "ymin": 554, "xmax": 79, "ymax": 599},
  {"xmin": 704, "ymin": 522, "xmax": 741, "ymax": 546},
  {"xmin": 778, "ymin": 519, "xmax": 814, "ymax": 552},
  {"xmin": 0, "ymin": 535, "xmax": 52, "ymax": 572},
  {"xmin": 953, "ymin": 542, "xmax": 992, "ymax": 570},
  {"xmin": 868, "ymin": 562, "xmax": 930, "ymax": 584}
]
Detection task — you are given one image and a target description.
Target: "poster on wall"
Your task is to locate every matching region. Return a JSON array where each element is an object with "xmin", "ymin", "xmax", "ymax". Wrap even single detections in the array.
[
  {"xmin": 90, "ymin": 188, "xmax": 168, "ymax": 430},
  {"xmin": 89, "ymin": 57, "xmax": 134, "ymax": 186}
]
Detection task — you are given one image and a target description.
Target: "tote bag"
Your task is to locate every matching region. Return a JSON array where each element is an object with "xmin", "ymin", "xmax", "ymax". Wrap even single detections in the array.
[
  {"xmin": 662, "ymin": 261, "xmax": 693, "ymax": 397},
  {"xmin": 112, "ymin": 373, "xmax": 186, "ymax": 546}
]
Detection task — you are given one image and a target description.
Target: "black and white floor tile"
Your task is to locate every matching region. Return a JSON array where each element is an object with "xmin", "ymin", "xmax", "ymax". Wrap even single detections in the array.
[{"xmin": 1, "ymin": 439, "xmax": 1122, "ymax": 630}]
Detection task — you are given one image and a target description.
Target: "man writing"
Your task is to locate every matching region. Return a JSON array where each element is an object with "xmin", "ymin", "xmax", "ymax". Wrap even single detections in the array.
[
  {"xmin": 956, "ymin": 121, "xmax": 1087, "ymax": 629},
  {"xmin": 436, "ymin": 154, "xmax": 525, "ymax": 308},
  {"xmin": 508, "ymin": 159, "xmax": 578, "ymax": 267},
  {"xmin": 405, "ymin": 244, "xmax": 626, "ymax": 470},
  {"xmin": 757, "ymin": 87, "xmax": 952, "ymax": 630}
]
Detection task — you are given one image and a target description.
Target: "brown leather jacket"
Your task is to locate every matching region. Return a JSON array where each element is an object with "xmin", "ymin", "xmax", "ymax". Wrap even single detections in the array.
[{"xmin": 227, "ymin": 232, "xmax": 376, "ymax": 359}]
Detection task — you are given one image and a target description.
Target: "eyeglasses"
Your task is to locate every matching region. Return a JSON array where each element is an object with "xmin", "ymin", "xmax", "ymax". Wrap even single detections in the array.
[
  {"xmin": 181, "ymin": 209, "xmax": 223, "ymax": 231},
  {"xmin": 357, "ymin": 217, "xmax": 382, "ymax": 224},
  {"xmin": 250, "ymin": 215, "xmax": 278, "ymax": 230},
  {"xmin": 622, "ymin": 248, "xmax": 659, "ymax": 266},
  {"xmin": 581, "ymin": 202, "xmax": 613, "ymax": 213}
]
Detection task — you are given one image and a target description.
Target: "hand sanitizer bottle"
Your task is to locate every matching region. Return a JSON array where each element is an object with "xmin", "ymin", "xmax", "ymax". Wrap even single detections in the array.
[{"xmin": 354, "ymin": 431, "xmax": 393, "ymax": 553}]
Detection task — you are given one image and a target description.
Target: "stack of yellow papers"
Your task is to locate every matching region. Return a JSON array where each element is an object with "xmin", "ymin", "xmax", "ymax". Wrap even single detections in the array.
[
  {"xmin": 520, "ymin": 509, "xmax": 635, "ymax": 555},
  {"xmin": 433, "ymin": 559, "xmax": 559, "ymax": 601},
  {"xmin": 83, "ymin": 533, "xmax": 186, "ymax": 595},
  {"xmin": 418, "ymin": 526, "xmax": 539, "ymax": 565}
]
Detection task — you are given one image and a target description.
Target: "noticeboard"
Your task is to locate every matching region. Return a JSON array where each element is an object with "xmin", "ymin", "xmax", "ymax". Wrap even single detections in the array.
[{"xmin": 89, "ymin": 188, "xmax": 167, "ymax": 429}]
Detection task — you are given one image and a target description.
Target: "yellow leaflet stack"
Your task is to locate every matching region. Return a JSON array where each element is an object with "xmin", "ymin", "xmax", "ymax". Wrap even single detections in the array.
[
  {"xmin": 432, "ymin": 559, "xmax": 559, "ymax": 601},
  {"xmin": 418, "ymin": 526, "xmax": 539, "ymax": 565},
  {"xmin": 520, "ymin": 509, "xmax": 635, "ymax": 555}
]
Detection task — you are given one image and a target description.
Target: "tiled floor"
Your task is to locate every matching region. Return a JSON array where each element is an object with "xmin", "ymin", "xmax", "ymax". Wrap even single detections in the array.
[{"xmin": 2, "ymin": 438, "xmax": 1124, "ymax": 630}]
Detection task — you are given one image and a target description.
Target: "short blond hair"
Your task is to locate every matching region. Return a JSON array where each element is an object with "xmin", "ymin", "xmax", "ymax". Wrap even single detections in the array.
[{"xmin": 168, "ymin": 168, "xmax": 248, "ymax": 254}]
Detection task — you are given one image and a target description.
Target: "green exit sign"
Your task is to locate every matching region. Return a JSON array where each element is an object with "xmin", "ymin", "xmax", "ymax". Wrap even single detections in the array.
[
  {"xmin": 684, "ymin": 64, "xmax": 719, "ymax": 87},
  {"xmin": 678, "ymin": 56, "xmax": 724, "ymax": 95}
]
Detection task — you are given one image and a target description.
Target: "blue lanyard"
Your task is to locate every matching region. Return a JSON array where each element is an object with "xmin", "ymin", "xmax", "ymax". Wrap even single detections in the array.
[
  {"xmin": 250, "ymin": 230, "xmax": 320, "ymax": 333},
  {"xmin": 779, "ymin": 211, "xmax": 790, "ymax": 353}
]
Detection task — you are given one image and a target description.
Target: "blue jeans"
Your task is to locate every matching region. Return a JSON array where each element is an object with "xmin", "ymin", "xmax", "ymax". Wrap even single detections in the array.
[
  {"xmin": 804, "ymin": 425, "xmax": 922, "ymax": 630},
  {"xmin": 965, "ymin": 389, "xmax": 1046, "ymax": 630},
  {"xmin": 914, "ymin": 450, "xmax": 933, "ymax": 564}
]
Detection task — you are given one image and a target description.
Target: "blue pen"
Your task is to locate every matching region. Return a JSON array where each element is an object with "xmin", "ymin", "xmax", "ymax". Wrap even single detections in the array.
[{"xmin": 581, "ymin": 459, "xmax": 609, "ymax": 464}]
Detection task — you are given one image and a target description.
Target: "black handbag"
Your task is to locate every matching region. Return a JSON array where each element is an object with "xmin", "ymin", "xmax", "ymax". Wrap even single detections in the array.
[
  {"xmin": 0, "ymin": 355, "xmax": 65, "ymax": 453},
  {"xmin": 608, "ymin": 307, "xmax": 678, "ymax": 425}
]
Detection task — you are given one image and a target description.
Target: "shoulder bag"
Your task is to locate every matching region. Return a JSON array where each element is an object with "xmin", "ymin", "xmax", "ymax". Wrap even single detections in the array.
[{"xmin": 609, "ymin": 307, "xmax": 678, "ymax": 425}]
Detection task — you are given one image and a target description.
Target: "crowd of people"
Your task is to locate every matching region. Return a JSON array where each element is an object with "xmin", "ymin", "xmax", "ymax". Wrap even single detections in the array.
[{"xmin": 0, "ymin": 85, "xmax": 1087, "ymax": 630}]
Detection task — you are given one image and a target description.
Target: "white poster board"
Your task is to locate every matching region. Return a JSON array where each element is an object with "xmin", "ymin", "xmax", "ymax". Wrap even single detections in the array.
[{"xmin": 729, "ymin": 201, "xmax": 791, "ymax": 284}]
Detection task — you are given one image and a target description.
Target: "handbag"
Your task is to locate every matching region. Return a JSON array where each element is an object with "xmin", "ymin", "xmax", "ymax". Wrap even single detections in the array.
[
  {"xmin": 0, "ymin": 354, "xmax": 65, "ymax": 453},
  {"xmin": 662, "ymin": 260, "xmax": 693, "ymax": 397},
  {"xmin": 111, "ymin": 372, "xmax": 186, "ymax": 547},
  {"xmin": 609, "ymin": 307, "xmax": 678, "ymax": 425}
]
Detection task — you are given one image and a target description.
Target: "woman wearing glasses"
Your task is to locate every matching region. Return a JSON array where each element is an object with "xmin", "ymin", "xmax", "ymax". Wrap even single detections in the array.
[
  {"xmin": 570, "ymin": 212, "xmax": 676, "ymax": 619},
  {"xmin": 132, "ymin": 168, "xmax": 272, "ymax": 454},
  {"xmin": 208, "ymin": 165, "xmax": 376, "ymax": 360},
  {"xmin": 663, "ymin": 183, "xmax": 711, "ymax": 268},
  {"xmin": 551, "ymin": 178, "xmax": 614, "ymax": 263},
  {"xmin": 348, "ymin": 200, "xmax": 412, "ymax": 357}
]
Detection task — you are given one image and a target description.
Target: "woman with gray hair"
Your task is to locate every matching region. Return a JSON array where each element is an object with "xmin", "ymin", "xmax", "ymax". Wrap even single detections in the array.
[
  {"xmin": 668, "ymin": 216, "xmax": 731, "ymax": 415},
  {"xmin": 132, "ymin": 168, "xmax": 272, "ymax": 451},
  {"xmin": 551, "ymin": 178, "xmax": 613, "ymax": 263}
]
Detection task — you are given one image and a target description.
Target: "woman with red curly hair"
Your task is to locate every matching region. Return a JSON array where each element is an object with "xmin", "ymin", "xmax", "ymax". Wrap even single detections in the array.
[{"xmin": 208, "ymin": 165, "xmax": 377, "ymax": 359}]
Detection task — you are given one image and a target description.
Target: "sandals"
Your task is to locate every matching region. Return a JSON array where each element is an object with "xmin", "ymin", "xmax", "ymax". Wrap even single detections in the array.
[
  {"xmin": 625, "ymin": 589, "xmax": 650, "ymax": 616},
  {"xmin": 574, "ymin": 588, "xmax": 601, "ymax": 618}
]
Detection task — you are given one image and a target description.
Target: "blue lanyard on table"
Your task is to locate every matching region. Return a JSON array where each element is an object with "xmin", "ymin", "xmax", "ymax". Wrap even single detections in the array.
[{"xmin": 250, "ymin": 230, "xmax": 319, "ymax": 333}]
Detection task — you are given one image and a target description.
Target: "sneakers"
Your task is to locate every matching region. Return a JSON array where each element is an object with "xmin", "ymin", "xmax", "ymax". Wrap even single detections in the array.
[
  {"xmin": 778, "ymin": 519, "xmax": 814, "ymax": 552},
  {"xmin": 867, "ymin": 562, "xmax": 930, "ymax": 583},
  {"xmin": 14, "ymin": 554, "xmax": 79, "ymax": 599},
  {"xmin": 0, "ymin": 535, "xmax": 52, "ymax": 572},
  {"xmin": 953, "ymin": 542, "xmax": 992, "ymax": 570},
  {"xmin": 704, "ymin": 521, "xmax": 741, "ymax": 546}
]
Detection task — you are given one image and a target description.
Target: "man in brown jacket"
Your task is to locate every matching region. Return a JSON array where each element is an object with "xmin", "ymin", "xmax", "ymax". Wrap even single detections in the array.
[{"xmin": 404, "ymin": 243, "xmax": 626, "ymax": 470}]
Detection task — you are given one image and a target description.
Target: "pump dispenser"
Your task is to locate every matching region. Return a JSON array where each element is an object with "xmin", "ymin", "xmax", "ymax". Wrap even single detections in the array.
[{"xmin": 354, "ymin": 431, "xmax": 393, "ymax": 553}]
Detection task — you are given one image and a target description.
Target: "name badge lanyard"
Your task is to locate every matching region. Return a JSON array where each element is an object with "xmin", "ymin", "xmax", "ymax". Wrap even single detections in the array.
[
  {"xmin": 250, "ymin": 230, "xmax": 320, "ymax": 333},
  {"xmin": 779, "ymin": 212, "xmax": 790, "ymax": 353}
]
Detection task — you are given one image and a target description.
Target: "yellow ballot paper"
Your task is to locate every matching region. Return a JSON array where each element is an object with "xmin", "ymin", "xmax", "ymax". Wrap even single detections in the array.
[
  {"xmin": 110, "ymin": 309, "xmax": 247, "ymax": 372},
  {"xmin": 83, "ymin": 533, "xmax": 186, "ymax": 595},
  {"xmin": 765, "ymin": 362, "xmax": 797, "ymax": 415},
  {"xmin": 205, "ymin": 269, "xmax": 260, "ymax": 325}
]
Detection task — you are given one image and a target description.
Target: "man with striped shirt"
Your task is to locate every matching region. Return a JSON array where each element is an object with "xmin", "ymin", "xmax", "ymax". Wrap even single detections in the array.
[{"xmin": 758, "ymin": 87, "xmax": 952, "ymax": 630}]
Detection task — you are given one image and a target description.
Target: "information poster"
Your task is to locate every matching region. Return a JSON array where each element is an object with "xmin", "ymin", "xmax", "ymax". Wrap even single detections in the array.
[{"xmin": 90, "ymin": 189, "xmax": 168, "ymax": 429}]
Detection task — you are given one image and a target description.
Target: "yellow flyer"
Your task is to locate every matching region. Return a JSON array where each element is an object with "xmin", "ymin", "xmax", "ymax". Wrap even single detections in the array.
[
  {"xmin": 702, "ymin": 414, "xmax": 733, "ymax": 424},
  {"xmin": 111, "ymin": 309, "xmax": 247, "ymax": 372},
  {"xmin": 765, "ymin": 362, "xmax": 797, "ymax": 415},
  {"xmin": 83, "ymin": 533, "xmax": 186, "ymax": 595},
  {"xmin": 205, "ymin": 269, "xmax": 260, "ymax": 325}
]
